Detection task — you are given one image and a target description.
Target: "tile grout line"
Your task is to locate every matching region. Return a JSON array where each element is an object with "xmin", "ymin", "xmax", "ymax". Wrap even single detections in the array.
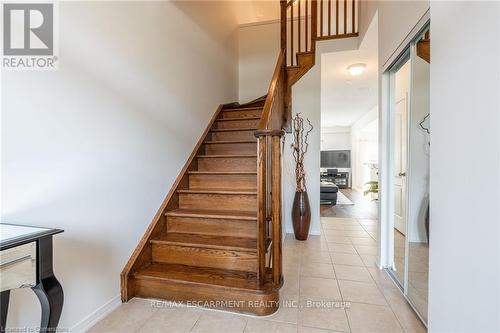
[
  {"xmin": 327, "ymin": 231, "xmax": 352, "ymax": 333},
  {"xmin": 355, "ymin": 218, "xmax": 408, "ymax": 333},
  {"xmin": 188, "ymin": 312, "xmax": 202, "ymax": 333}
]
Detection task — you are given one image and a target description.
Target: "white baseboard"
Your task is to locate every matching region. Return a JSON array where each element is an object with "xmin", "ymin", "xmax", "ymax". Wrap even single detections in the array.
[{"xmin": 70, "ymin": 294, "xmax": 121, "ymax": 333}]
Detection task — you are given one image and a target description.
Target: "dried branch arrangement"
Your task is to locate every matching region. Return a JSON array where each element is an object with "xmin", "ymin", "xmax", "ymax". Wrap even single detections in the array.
[{"xmin": 291, "ymin": 113, "xmax": 313, "ymax": 192}]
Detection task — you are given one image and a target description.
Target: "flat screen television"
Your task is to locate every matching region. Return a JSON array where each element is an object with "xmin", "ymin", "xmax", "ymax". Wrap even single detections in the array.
[{"xmin": 321, "ymin": 150, "xmax": 351, "ymax": 168}]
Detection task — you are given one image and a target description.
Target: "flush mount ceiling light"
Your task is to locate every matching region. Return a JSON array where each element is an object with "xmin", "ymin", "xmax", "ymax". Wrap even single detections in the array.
[{"xmin": 347, "ymin": 63, "xmax": 366, "ymax": 76}]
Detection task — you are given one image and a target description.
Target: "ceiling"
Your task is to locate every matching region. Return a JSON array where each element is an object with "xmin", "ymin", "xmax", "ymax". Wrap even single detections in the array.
[{"xmin": 321, "ymin": 15, "xmax": 378, "ymax": 128}]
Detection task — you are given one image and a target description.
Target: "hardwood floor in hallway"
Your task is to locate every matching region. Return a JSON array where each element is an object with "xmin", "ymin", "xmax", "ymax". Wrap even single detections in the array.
[{"xmin": 320, "ymin": 189, "xmax": 378, "ymax": 220}]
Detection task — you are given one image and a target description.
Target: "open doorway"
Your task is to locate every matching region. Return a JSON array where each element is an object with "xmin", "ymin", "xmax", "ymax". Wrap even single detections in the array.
[{"xmin": 319, "ymin": 19, "xmax": 379, "ymax": 222}]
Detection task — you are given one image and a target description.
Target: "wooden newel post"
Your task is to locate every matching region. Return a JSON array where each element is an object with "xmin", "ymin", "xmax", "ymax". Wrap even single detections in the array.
[
  {"xmin": 257, "ymin": 136, "xmax": 267, "ymax": 285},
  {"xmin": 271, "ymin": 135, "xmax": 283, "ymax": 286}
]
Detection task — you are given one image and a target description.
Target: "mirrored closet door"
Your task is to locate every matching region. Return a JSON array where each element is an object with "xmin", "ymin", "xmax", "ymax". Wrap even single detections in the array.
[
  {"xmin": 387, "ymin": 27, "xmax": 430, "ymax": 325},
  {"xmin": 388, "ymin": 53, "xmax": 411, "ymax": 289},
  {"xmin": 406, "ymin": 28, "xmax": 430, "ymax": 323}
]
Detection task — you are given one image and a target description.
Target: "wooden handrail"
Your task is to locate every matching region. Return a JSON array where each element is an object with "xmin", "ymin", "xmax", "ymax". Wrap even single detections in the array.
[
  {"xmin": 255, "ymin": 49, "xmax": 286, "ymax": 287},
  {"xmin": 258, "ymin": 49, "xmax": 286, "ymax": 131}
]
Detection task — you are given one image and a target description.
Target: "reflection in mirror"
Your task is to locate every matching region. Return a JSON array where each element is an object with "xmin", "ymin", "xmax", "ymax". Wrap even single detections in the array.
[
  {"xmin": 407, "ymin": 29, "xmax": 430, "ymax": 323},
  {"xmin": 391, "ymin": 59, "xmax": 411, "ymax": 286}
]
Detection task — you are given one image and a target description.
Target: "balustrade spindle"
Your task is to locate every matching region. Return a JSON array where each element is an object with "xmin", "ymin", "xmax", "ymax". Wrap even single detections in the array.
[
  {"xmin": 305, "ymin": 0, "xmax": 309, "ymax": 51},
  {"xmin": 343, "ymin": 0, "xmax": 347, "ymax": 34},
  {"xmin": 352, "ymin": 0, "xmax": 355, "ymax": 34},
  {"xmin": 336, "ymin": 0, "xmax": 339, "ymax": 34},
  {"xmin": 298, "ymin": 0, "xmax": 301, "ymax": 53},
  {"xmin": 291, "ymin": 3, "xmax": 294, "ymax": 65},
  {"xmin": 320, "ymin": 0, "xmax": 323, "ymax": 37},
  {"xmin": 328, "ymin": 0, "xmax": 331, "ymax": 36}
]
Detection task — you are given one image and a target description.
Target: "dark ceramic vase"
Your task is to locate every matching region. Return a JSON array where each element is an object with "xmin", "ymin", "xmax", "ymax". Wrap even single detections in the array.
[{"xmin": 292, "ymin": 191, "xmax": 311, "ymax": 240}]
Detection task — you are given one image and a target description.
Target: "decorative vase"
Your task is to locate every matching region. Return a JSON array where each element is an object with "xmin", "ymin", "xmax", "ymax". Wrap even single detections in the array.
[{"xmin": 292, "ymin": 191, "xmax": 311, "ymax": 240}]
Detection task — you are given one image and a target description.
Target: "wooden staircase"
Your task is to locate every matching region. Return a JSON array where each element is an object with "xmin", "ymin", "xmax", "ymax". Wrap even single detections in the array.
[
  {"xmin": 121, "ymin": 0, "xmax": 359, "ymax": 316},
  {"xmin": 121, "ymin": 100, "xmax": 283, "ymax": 316}
]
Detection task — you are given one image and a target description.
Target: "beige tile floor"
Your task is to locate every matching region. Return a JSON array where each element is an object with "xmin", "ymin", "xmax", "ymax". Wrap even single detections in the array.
[{"xmin": 90, "ymin": 217, "xmax": 426, "ymax": 333}]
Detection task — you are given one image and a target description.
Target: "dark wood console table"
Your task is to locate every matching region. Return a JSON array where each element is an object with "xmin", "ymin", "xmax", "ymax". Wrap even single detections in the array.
[{"xmin": 0, "ymin": 224, "xmax": 64, "ymax": 333}]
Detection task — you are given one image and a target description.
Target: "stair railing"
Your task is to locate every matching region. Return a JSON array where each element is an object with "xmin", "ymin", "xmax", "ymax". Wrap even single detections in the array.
[
  {"xmin": 255, "ymin": 0, "xmax": 358, "ymax": 287},
  {"xmin": 255, "ymin": 49, "xmax": 286, "ymax": 286},
  {"xmin": 283, "ymin": 0, "xmax": 358, "ymax": 66},
  {"xmin": 282, "ymin": 0, "xmax": 317, "ymax": 67}
]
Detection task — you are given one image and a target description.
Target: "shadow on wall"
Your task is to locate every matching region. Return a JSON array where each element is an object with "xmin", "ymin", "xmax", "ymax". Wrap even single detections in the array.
[{"xmin": 173, "ymin": 1, "xmax": 239, "ymax": 49}]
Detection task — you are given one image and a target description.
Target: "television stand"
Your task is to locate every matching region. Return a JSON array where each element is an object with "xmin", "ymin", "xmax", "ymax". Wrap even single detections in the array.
[{"xmin": 320, "ymin": 171, "xmax": 349, "ymax": 189}]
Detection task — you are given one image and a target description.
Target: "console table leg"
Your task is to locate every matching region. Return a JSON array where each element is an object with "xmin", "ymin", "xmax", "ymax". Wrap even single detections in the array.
[
  {"xmin": 32, "ymin": 278, "xmax": 63, "ymax": 333},
  {"xmin": 33, "ymin": 236, "xmax": 64, "ymax": 333},
  {"xmin": 1, "ymin": 290, "xmax": 10, "ymax": 332}
]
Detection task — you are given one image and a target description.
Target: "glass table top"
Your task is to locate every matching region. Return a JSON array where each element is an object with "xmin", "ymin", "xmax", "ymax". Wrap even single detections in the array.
[{"xmin": 0, "ymin": 223, "xmax": 63, "ymax": 249}]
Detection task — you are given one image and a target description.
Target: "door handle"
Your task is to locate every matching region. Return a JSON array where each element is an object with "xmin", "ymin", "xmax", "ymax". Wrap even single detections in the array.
[{"xmin": 398, "ymin": 172, "xmax": 406, "ymax": 177}]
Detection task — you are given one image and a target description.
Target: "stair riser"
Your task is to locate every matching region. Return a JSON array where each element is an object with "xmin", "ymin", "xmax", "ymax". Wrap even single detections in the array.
[
  {"xmin": 197, "ymin": 157, "xmax": 256, "ymax": 172},
  {"xmin": 179, "ymin": 193, "xmax": 257, "ymax": 211},
  {"xmin": 204, "ymin": 143, "xmax": 257, "ymax": 156},
  {"xmin": 210, "ymin": 131, "xmax": 257, "ymax": 142},
  {"xmin": 221, "ymin": 109, "xmax": 262, "ymax": 119},
  {"xmin": 214, "ymin": 119, "xmax": 260, "ymax": 130},
  {"xmin": 189, "ymin": 174, "xmax": 257, "ymax": 190},
  {"xmin": 152, "ymin": 244, "xmax": 257, "ymax": 272},
  {"xmin": 132, "ymin": 278, "xmax": 279, "ymax": 316},
  {"xmin": 167, "ymin": 216, "xmax": 257, "ymax": 238}
]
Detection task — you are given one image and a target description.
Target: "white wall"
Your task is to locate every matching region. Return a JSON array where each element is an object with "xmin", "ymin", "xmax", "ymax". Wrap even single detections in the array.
[
  {"xmin": 283, "ymin": 63, "xmax": 321, "ymax": 235},
  {"xmin": 428, "ymin": 2, "xmax": 500, "ymax": 331},
  {"xmin": 1, "ymin": 1, "xmax": 238, "ymax": 330},
  {"xmin": 377, "ymin": 0, "xmax": 429, "ymax": 67},
  {"xmin": 238, "ymin": 21, "xmax": 280, "ymax": 103},
  {"xmin": 321, "ymin": 127, "xmax": 351, "ymax": 151}
]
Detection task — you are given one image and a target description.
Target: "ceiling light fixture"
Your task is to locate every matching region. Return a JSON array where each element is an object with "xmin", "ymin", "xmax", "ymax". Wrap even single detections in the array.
[{"xmin": 347, "ymin": 63, "xmax": 366, "ymax": 76}]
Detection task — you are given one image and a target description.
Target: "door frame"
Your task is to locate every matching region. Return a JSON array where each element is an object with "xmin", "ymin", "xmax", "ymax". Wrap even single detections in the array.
[{"xmin": 385, "ymin": 52, "xmax": 412, "ymax": 288}]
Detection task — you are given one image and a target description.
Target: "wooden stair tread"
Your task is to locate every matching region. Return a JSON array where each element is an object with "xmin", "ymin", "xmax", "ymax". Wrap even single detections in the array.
[
  {"xmin": 165, "ymin": 208, "xmax": 257, "ymax": 220},
  {"xmin": 151, "ymin": 233, "xmax": 257, "ymax": 252},
  {"xmin": 133, "ymin": 263, "xmax": 264, "ymax": 291},
  {"xmin": 204, "ymin": 140, "xmax": 256, "ymax": 144},
  {"xmin": 216, "ymin": 117, "xmax": 260, "ymax": 122},
  {"xmin": 197, "ymin": 154, "xmax": 257, "ymax": 158},
  {"xmin": 188, "ymin": 171, "xmax": 257, "ymax": 175},
  {"xmin": 210, "ymin": 128, "xmax": 257, "ymax": 132},
  {"xmin": 222, "ymin": 107, "xmax": 263, "ymax": 112},
  {"xmin": 178, "ymin": 189, "xmax": 257, "ymax": 195}
]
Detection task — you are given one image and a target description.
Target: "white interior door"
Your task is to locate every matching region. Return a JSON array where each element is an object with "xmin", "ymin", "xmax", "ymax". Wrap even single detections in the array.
[{"xmin": 394, "ymin": 94, "xmax": 408, "ymax": 234}]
